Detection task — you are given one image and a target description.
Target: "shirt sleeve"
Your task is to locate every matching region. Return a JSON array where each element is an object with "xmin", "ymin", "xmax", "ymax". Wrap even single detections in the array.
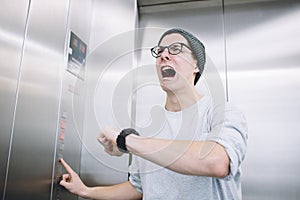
[
  {"xmin": 206, "ymin": 102, "xmax": 248, "ymax": 181},
  {"xmin": 128, "ymin": 155, "xmax": 143, "ymax": 194}
]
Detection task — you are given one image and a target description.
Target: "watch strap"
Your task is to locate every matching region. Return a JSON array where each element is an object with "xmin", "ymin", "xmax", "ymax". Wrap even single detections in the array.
[{"xmin": 116, "ymin": 128, "xmax": 139, "ymax": 153}]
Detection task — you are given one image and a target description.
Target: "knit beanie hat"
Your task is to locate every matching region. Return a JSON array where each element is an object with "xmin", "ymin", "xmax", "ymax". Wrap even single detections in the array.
[{"xmin": 157, "ymin": 28, "xmax": 206, "ymax": 85}]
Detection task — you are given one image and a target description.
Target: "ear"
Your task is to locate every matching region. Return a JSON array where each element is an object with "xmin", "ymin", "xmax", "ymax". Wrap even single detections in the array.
[{"xmin": 193, "ymin": 65, "xmax": 200, "ymax": 74}]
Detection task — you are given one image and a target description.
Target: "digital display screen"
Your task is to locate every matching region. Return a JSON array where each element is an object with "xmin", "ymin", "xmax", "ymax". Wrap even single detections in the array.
[{"xmin": 67, "ymin": 31, "xmax": 87, "ymax": 80}]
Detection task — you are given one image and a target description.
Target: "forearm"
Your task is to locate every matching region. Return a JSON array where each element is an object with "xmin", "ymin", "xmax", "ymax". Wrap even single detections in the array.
[
  {"xmin": 81, "ymin": 181, "xmax": 142, "ymax": 200},
  {"xmin": 126, "ymin": 135, "xmax": 229, "ymax": 178}
]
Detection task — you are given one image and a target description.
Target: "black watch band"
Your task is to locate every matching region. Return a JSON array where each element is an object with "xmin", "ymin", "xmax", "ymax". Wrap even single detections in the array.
[{"xmin": 116, "ymin": 128, "xmax": 139, "ymax": 153}]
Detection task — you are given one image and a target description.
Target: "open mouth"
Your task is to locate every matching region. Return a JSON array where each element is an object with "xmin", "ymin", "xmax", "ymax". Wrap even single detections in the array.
[{"xmin": 161, "ymin": 66, "xmax": 176, "ymax": 78}]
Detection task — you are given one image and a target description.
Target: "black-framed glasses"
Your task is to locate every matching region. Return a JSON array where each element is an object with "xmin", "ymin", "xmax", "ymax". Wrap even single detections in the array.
[{"xmin": 150, "ymin": 42, "xmax": 192, "ymax": 58}]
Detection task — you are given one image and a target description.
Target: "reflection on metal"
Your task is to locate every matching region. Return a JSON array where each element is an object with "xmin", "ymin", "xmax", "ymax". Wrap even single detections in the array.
[
  {"xmin": 51, "ymin": 0, "xmax": 93, "ymax": 200},
  {"xmin": 224, "ymin": 1, "xmax": 300, "ymax": 199},
  {"xmin": 0, "ymin": 0, "xmax": 92, "ymax": 199},
  {"xmin": 79, "ymin": 0, "xmax": 137, "ymax": 188},
  {"xmin": 0, "ymin": 0, "xmax": 30, "ymax": 199},
  {"xmin": 3, "ymin": 0, "xmax": 70, "ymax": 199}
]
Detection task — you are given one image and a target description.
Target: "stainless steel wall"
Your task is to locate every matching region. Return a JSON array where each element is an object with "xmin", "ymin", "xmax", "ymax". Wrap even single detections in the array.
[
  {"xmin": 0, "ymin": 0, "xmax": 138, "ymax": 199},
  {"xmin": 79, "ymin": 0, "xmax": 138, "ymax": 189},
  {"xmin": 137, "ymin": 0, "xmax": 300, "ymax": 199},
  {"xmin": 224, "ymin": 1, "xmax": 300, "ymax": 199},
  {"xmin": 0, "ymin": 0, "xmax": 30, "ymax": 198},
  {"xmin": 0, "ymin": 0, "xmax": 92, "ymax": 199},
  {"xmin": 2, "ymin": 0, "xmax": 70, "ymax": 199},
  {"xmin": 51, "ymin": 0, "xmax": 93, "ymax": 200}
]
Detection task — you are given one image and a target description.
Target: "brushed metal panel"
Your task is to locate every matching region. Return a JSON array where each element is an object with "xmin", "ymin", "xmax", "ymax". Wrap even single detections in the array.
[
  {"xmin": 52, "ymin": 73, "xmax": 87, "ymax": 200},
  {"xmin": 224, "ymin": 0, "xmax": 300, "ymax": 199},
  {"xmin": 52, "ymin": 0, "xmax": 93, "ymax": 199},
  {"xmin": 80, "ymin": 0, "xmax": 137, "ymax": 187},
  {"xmin": 0, "ymin": 0, "xmax": 30, "ymax": 199},
  {"xmin": 3, "ymin": 0, "xmax": 70, "ymax": 199}
]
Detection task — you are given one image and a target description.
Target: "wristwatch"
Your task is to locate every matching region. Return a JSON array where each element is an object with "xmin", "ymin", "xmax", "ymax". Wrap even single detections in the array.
[{"xmin": 116, "ymin": 128, "xmax": 139, "ymax": 153}]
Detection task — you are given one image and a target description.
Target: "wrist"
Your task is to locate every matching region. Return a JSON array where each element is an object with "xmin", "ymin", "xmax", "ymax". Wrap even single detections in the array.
[
  {"xmin": 125, "ymin": 134, "xmax": 139, "ymax": 154},
  {"xmin": 79, "ymin": 185, "xmax": 91, "ymax": 199}
]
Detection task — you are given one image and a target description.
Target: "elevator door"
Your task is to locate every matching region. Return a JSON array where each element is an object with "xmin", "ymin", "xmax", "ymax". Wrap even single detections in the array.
[
  {"xmin": 2, "ymin": 0, "xmax": 70, "ymax": 199},
  {"xmin": 0, "ymin": 0, "xmax": 30, "ymax": 198}
]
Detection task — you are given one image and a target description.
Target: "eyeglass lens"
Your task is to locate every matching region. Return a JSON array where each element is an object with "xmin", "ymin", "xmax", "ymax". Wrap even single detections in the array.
[{"xmin": 151, "ymin": 43, "xmax": 184, "ymax": 58}]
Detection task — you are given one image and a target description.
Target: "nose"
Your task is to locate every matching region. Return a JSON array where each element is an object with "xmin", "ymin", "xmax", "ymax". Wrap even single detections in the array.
[{"xmin": 160, "ymin": 47, "xmax": 170, "ymax": 61}]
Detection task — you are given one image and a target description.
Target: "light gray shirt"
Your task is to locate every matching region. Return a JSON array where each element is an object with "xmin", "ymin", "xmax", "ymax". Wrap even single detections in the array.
[{"xmin": 129, "ymin": 96, "xmax": 248, "ymax": 200}]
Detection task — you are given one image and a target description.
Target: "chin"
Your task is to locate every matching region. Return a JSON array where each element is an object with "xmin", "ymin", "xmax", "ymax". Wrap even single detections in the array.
[
  {"xmin": 160, "ymin": 82, "xmax": 177, "ymax": 94},
  {"xmin": 159, "ymin": 81, "xmax": 170, "ymax": 91}
]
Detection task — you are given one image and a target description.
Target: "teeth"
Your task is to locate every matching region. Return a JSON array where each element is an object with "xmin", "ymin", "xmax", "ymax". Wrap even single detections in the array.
[{"xmin": 161, "ymin": 66, "xmax": 173, "ymax": 71}]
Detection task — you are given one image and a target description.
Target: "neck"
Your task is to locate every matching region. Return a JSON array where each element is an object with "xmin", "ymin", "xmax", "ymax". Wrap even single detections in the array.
[{"xmin": 165, "ymin": 86, "xmax": 202, "ymax": 112}]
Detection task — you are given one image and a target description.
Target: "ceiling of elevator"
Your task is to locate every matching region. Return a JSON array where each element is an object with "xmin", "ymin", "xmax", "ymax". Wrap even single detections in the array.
[{"xmin": 137, "ymin": 0, "xmax": 280, "ymax": 13}]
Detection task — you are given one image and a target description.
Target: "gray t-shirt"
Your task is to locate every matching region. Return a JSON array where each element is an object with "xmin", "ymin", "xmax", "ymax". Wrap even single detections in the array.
[{"xmin": 129, "ymin": 96, "xmax": 248, "ymax": 200}]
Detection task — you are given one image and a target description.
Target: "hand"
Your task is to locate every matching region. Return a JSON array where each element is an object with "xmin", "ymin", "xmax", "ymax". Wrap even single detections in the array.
[
  {"xmin": 59, "ymin": 158, "xmax": 89, "ymax": 197},
  {"xmin": 97, "ymin": 127, "xmax": 123, "ymax": 156}
]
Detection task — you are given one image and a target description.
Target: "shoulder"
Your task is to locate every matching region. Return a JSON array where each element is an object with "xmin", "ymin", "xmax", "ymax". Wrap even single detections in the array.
[{"xmin": 205, "ymin": 99, "xmax": 247, "ymax": 127}]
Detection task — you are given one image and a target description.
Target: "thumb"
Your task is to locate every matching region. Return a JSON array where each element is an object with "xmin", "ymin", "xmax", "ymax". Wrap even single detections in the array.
[
  {"xmin": 60, "ymin": 179, "xmax": 68, "ymax": 187},
  {"xmin": 59, "ymin": 174, "xmax": 71, "ymax": 188}
]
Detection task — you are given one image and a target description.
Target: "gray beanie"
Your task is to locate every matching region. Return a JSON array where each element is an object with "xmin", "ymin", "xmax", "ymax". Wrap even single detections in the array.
[{"xmin": 158, "ymin": 28, "xmax": 206, "ymax": 85}]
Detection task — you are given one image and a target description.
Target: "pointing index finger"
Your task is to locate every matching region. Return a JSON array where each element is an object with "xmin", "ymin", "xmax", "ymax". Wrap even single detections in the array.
[{"xmin": 59, "ymin": 158, "xmax": 74, "ymax": 175}]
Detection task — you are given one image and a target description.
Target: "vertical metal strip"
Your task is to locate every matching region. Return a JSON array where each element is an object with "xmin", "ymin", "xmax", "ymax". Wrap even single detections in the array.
[
  {"xmin": 49, "ymin": 0, "xmax": 72, "ymax": 199},
  {"xmin": 78, "ymin": 0, "xmax": 93, "ymax": 179},
  {"xmin": 2, "ymin": 1, "xmax": 32, "ymax": 200},
  {"xmin": 131, "ymin": 0, "xmax": 139, "ymax": 130},
  {"xmin": 221, "ymin": 0, "xmax": 229, "ymax": 102},
  {"xmin": 128, "ymin": 0, "xmax": 140, "ymax": 168}
]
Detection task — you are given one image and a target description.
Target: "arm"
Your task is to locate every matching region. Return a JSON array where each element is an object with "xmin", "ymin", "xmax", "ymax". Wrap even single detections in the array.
[
  {"xmin": 126, "ymin": 135, "xmax": 230, "ymax": 178},
  {"xmin": 99, "ymin": 127, "xmax": 230, "ymax": 179},
  {"xmin": 59, "ymin": 158, "xmax": 142, "ymax": 200},
  {"xmin": 80, "ymin": 181, "xmax": 142, "ymax": 200}
]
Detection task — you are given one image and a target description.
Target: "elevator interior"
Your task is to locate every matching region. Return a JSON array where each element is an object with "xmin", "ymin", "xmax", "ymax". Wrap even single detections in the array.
[{"xmin": 0, "ymin": 0, "xmax": 300, "ymax": 200}]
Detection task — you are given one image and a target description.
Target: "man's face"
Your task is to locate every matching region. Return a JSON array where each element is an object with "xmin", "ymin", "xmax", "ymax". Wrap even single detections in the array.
[{"xmin": 155, "ymin": 33, "xmax": 199, "ymax": 92}]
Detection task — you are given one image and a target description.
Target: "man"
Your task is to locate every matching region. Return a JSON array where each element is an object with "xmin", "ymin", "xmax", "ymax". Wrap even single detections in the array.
[{"xmin": 60, "ymin": 28, "xmax": 248, "ymax": 199}]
